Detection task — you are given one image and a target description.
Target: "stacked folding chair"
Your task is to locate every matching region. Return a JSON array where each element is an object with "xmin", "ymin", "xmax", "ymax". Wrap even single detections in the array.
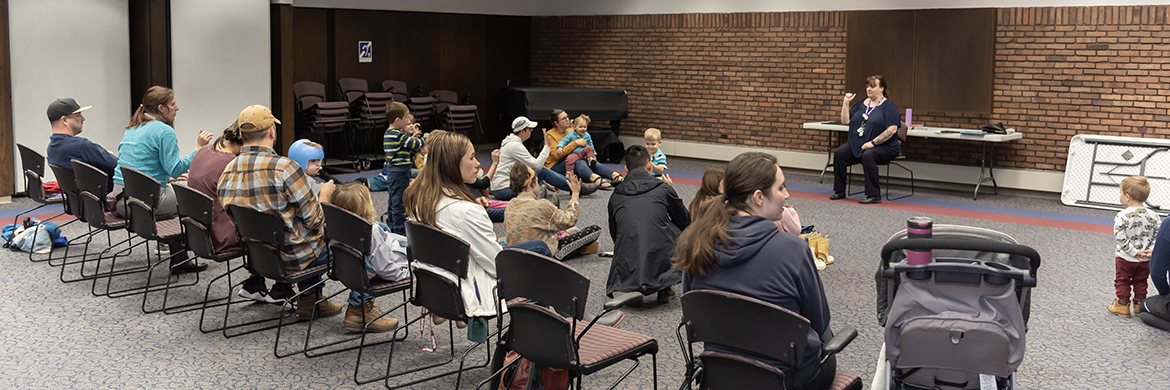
[
  {"xmin": 405, "ymin": 95, "xmax": 438, "ymax": 133},
  {"xmin": 293, "ymin": 81, "xmax": 355, "ymax": 162},
  {"xmin": 430, "ymin": 90, "xmax": 481, "ymax": 136},
  {"xmin": 381, "ymin": 80, "xmax": 409, "ymax": 103}
]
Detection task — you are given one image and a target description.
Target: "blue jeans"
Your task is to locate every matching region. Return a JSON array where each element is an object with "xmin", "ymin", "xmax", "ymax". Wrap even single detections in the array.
[
  {"xmin": 385, "ymin": 168, "xmax": 410, "ymax": 235},
  {"xmin": 487, "ymin": 207, "xmax": 505, "ymax": 223},
  {"xmin": 491, "ymin": 167, "xmax": 570, "ymax": 201},
  {"xmin": 302, "ymin": 247, "xmax": 371, "ymax": 306},
  {"xmin": 506, "ymin": 240, "xmax": 552, "ymax": 258},
  {"xmin": 552, "ymin": 160, "xmax": 616, "ymax": 183}
]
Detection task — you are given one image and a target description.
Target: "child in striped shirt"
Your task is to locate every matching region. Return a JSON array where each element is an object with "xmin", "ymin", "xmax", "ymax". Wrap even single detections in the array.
[
  {"xmin": 645, "ymin": 128, "xmax": 668, "ymax": 178},
  {"xmin": 383, "ymin": 102, "xmax": 423, "ymax": 235}
]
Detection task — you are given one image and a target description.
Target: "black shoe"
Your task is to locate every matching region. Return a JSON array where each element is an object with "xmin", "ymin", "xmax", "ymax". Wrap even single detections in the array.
[
  {"xmin": 828, "ymin": 192, "xmax": 846, "ymax": 200},
  {"xmin": 171, "ymin": 260, "xmax": 208, "ymax": 275},
  {"xmin": 269, "ymin": 282, "xmax": 295, "ymax": 301},
  {"xmin": 858, "ymin": 196, "xmax": 882, "ymax": 204}
]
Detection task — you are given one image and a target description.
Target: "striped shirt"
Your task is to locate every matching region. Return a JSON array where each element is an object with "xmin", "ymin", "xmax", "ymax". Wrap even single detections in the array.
[
  {"xmin": 218, "ymin": 146, "xmax": 325, "ymax": 271},
  {"xmin": 383, "ymin": 128, "xmax": 424, "ymax": 171},
  {"xmin": 651, "ymin": 149, "xmax": 668, "ymax": 177}
]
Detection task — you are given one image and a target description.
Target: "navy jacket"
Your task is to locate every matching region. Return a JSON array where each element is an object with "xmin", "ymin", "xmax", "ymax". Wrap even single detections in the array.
[{"xmin": 683, "ymin": 215, "xmax": 831, "ymax": 385}]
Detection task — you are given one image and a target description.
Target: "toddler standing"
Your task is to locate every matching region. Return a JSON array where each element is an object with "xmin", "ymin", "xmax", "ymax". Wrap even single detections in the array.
[
  {"xmin": 645, "ymin": 128, "xmax": 668, "ymax": 177},
  {"xmin": 1109, "ymin": 175, "xmax": 1159, "ymax": 317}
]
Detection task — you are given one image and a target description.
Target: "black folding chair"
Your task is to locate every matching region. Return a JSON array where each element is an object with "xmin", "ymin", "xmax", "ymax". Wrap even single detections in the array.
[
  {"xmin": 43, "ymin": 164, "xmax": 88, "ymax": 265},
  {"xmin": 98, "ymin": 167, "xmax": 199, "ymax": 300},
  {"xmin": 383, "ymin": 220, "xmax": 492, "ymax": 390},
  {"xmin": 677, "ymin": 290, "xmax": 862, "ymax": 390},
  {"xmin": 11, "ymin": 145, "xmax": 67, "ymax": 243},
  {"xmin": 62, "ymin": 160, "xmax": 142, "ymax": 284},
  {"xmin": 161, "ymin": 183, "xmax": 244, "ymax": 316},
  {"xmin": 477, "ymin": 248, "xmax": 655, "ymax": 390},
  {"xmin": 317, "ymin": 203, "xmax": 411, "ymax": 384},
  {"xmin": 226, "ymin": 204, "xmax": 333, "ymax": 358}
]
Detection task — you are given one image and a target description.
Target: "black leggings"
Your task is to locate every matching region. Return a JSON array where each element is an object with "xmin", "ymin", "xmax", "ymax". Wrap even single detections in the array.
[{"xmin": 833, "ymin": 143, "xmax": 899, "ymax": 198}]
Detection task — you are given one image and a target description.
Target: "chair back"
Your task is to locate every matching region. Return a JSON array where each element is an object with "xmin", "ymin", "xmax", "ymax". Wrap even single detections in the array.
[
  {"xmin": 681, "ymin": 290, "xmax": 809, "ymax": 368},
  {"xmin": 127, "ymin": 198, "xmax": 160, "ymax": 240},
  {"xmin": 172, "ymin": 184, "xmax": 218, "ymax": 259},
  {"xmin": 405, "ymin": 220, "xmax": 471, "ymax": 321},
  {"xmin": 322, "ymin": 203, "xmax": 374, "ymax": 293},
  {"xmin": 225, "ymin": 204, "xmax": 288, "ymax": 281},
  {"xmin": 120, "ymin": 166, "xmax": 162, "ymax": 208},
  {"xmin": 16, "ymin": 143, "xmax": 45, "ymax": 177},
  {"xmin": 338, "ymin": 77, "xmax": 369, "ymax": 103},
  {"xmin": 71, "ymin": 160, "xmax": 113, "ymax": 228},
  {"xmin": 72, "ymin": 160, "xmax": 109, "ymax": 198},
  {"xmin": 496, "ymin": 248, "xmax": 589, "ymax": 320},
  {"xmin": 382, "ymin": 80, "xmax": 408, "ymax": 102},
  {"xmin": 294, "ymin": 81, "xmax": 327, "ymax": 111},
  {"xmin": 430, "ymin": 90, "xmax": 458, "ymax": 113},
  {"xmin": 49, "ymin": 164, "xmax": 80, "ymax": 217},
  {"xmin": 506, "ymin": 302, "xmax": 577, "ymax": 370},
  {"xmin": 23, "ymin": 169, "xmax": 50, "ymax": 204}
]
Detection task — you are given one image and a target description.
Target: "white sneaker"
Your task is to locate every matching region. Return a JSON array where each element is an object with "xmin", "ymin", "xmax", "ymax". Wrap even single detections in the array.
[{"xmin": 237, "ymin": 288, "xmax": 281, "ymax": 304}]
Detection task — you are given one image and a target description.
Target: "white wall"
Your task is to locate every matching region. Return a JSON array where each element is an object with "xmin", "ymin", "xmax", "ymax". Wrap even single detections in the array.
[
  {"xmin": 170, "ymin": 0, "xmax": 271, "ymax": 155},
  {"xmin": 283, "ymin": 0, "xmax": 1170, "ymax": 16},
  {"xmin": 9, "ymin": 0, "xmax": 130, "ymax": 191}
]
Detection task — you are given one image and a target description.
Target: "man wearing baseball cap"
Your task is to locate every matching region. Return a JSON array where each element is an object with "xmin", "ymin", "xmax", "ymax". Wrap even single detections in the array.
[
  {"xmin": 45, "ymin": 98, "xmax": 118, "ymax": 190},
  {"xmin": 218, "ymin": 105, "xmax": 395, "ymax": 332},
  {"xmin": 489, "ymin": 116, "xmax": 596, "ymax": 201}
]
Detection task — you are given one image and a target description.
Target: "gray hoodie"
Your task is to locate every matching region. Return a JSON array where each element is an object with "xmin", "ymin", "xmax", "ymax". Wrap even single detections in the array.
[{"xmin": 682, "ymin": 215, "xmax": 831, "ymax": 385}]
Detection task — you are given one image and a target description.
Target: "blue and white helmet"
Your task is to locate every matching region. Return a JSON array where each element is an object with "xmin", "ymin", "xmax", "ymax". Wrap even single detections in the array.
[{"xmin": 287, "ymin": 138, "xmax": 324, "ymax": 171}]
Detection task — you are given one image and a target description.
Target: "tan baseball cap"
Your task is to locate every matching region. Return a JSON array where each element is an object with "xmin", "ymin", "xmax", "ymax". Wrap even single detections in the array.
[{"xmin": 237, "ymin": 104, "xmax": 281, "ymax": 132}]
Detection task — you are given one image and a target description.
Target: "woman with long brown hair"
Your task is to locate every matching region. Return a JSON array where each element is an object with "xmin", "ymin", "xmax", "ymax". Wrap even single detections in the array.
[
  {"xmin": 404, "ymin": 130, "xmax": 551, "ymax": 320},
  {"xmin": 113, "ymin": 86, "xmax": 212, "ymax": 217},
  {"xmin": 676, "ymin": 152, "xmax": 836, "ymax": 389}
]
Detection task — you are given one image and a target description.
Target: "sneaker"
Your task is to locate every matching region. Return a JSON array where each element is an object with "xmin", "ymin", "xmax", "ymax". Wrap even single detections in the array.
[
  {"xmin": 579, "ymin": 182, "xmax": 599, "ymax": 196},
  {"xmin": 237, "ymin": 287, "xmax": 280, "ymax": 304},
  {"xmin": 343, "ymin": 301, "xmax": 399, "ymax": 333},
  {"xmin": 1108, "ymin": 298, "xmax": 1131, "ymax": 317},
  {"xmin": 657, "ymin": 287, "xmax": 677, "ymax": 304},
  {"xmin": 828, "ymin": 192, "xmax": 846, "ymax": 200},
  {"xmin": 1133, "ymin": 299, "xmax": 1144, "ymax": 315},
  {"xmin": 555, "ymin": 225, "xmax": 602, "ymax": 260},
  {"xmin": 295, "ymin": 292, "xmax": 344, "ymax": 321},
  {"xmin": 269, "ymin": 282, "xmax": 296, "ymax": 310}
]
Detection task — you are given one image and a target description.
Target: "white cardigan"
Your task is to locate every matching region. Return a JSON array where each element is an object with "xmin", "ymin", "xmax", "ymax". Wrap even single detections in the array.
[
  {"xmin": 490, "ymin": 133, "xmax": 550, "ymax": 192},
  {"xmin": 411, "ymin": 196, "xmax": 504, "ymax": 317}
]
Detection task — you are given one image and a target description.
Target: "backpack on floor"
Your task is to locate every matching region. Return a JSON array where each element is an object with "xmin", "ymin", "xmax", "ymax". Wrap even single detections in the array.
[
  {"xmin": 1138, "ymin": 294, "xmax": 1170, "ymax": 331},
  {"xmin": 498, "ymin": 350, "xmax": 569, "ymax": 390}
]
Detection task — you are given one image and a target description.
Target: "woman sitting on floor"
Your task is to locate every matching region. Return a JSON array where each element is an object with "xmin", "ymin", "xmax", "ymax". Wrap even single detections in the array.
[
  {"xmin": 503, "ymin": 165, "xmax": 601, "ymax": 260},
  {"xmin": 675, "ymin": 152, "xmax": 837, "ymax": 389}
]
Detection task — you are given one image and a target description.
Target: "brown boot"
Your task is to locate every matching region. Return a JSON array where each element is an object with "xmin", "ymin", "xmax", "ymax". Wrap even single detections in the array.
[
  {"xmin": 295, "ymin": 292, "xmax": 344, "ymax": 321},
  {"xmin": 657, "ymin": 287, "xmax": 677, "ymax": 304},
  {"xmin": 343, "ymin": 301, "xmax": 399, "ymax": 333}
]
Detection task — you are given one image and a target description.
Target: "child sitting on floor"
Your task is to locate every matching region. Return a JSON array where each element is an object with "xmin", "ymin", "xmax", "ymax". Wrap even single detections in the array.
[{"xmin": 556, "ymin": 114, "xmax": 598, "ymax": 168}]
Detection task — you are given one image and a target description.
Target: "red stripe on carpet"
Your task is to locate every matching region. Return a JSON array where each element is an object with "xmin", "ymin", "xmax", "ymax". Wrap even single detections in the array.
[{"xmin": 787, "ymin": 190, "xmax": 1112, "ymax": 234}]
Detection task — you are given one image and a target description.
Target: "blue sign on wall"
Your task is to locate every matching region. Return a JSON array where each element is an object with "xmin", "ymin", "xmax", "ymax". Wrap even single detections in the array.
[{"xmin": 358, "ymin": 41, "xmax": 372, "ymax": 63}]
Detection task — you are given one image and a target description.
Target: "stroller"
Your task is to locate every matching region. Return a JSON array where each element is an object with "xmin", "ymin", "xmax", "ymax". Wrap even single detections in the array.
[{"xmin": 874, "ymin": 225, "xmax": 1041, "ymax": 390}]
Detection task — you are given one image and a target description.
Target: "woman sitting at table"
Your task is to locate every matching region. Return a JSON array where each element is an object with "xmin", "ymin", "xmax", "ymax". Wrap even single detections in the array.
[{"xmin": 829, "ymin": 75, "xmax": 900, "ymax": 204}]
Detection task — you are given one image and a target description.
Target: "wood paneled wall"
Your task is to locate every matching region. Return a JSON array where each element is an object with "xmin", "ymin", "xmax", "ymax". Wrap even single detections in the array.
[
  {"xmin": 0, "ymin": 0, "xmax": 12, "ymax": 196},
  {"xmin": 274, "ymin": 7, "xmax": 530, "ymax": 145},
  {"xmin": 129, "ymin": 0, "xmax": 171, "ymax": 112}
]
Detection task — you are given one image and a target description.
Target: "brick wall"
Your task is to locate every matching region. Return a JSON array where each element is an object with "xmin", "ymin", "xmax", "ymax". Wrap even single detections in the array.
[{"xmin": 531, "ymin": 5, "xmax": 1170, "ymax": 172}]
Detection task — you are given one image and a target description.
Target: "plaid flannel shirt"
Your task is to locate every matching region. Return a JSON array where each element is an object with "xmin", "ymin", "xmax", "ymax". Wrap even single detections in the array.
[{"xmin": 218, "ymin": 146, "xmax": 325, "ymax": 271}]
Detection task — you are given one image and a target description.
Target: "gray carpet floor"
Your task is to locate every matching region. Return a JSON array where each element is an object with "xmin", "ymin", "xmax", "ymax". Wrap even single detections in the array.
[{"xmin": 1, "ymin": 154, "xmax": 1167, "ymax": 389}]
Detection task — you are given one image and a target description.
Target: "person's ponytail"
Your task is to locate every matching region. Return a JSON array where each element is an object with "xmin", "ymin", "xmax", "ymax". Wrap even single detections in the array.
[{"xmin": 674, "ymin": 193, "xmax": 734, "ymax": 277}]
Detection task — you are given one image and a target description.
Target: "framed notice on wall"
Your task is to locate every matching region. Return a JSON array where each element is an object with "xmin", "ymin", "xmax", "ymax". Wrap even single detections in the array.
[{"xmin": 358, "ymin": 41, "xmax": 372, "ymax": 63}]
